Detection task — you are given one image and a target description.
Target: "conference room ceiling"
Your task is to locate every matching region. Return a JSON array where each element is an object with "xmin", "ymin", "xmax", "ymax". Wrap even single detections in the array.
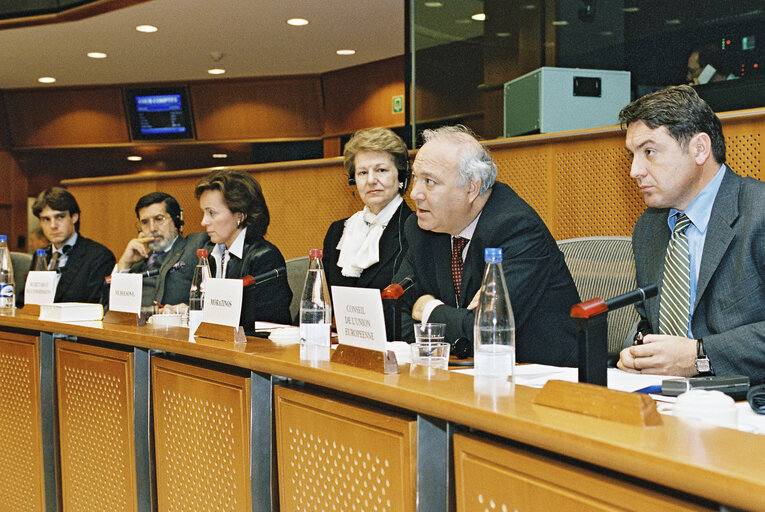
[{"xmin": 0, "ymin": 0, "xmax": 405, "ymax": 89}]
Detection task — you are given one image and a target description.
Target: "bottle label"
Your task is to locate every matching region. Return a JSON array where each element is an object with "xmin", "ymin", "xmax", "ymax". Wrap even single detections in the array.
[
  {"xmin": 300, "ymin": 323, "xmax": 331, "ymax": 346},
  {"xmin": 0, "ymin": 283, "xmax": 14, "ymax": 309}
]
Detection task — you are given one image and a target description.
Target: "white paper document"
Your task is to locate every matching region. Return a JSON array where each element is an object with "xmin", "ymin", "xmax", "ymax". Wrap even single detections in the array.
[
  {"xmin": 203, "ymin": 278, "xmax": 243, "ymax": 327},
  {"xmin": 331, "ymin": 286, "xmax": 387, "ymax": 352}
]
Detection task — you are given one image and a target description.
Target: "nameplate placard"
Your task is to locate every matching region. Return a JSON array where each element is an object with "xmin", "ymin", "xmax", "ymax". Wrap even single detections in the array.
[
  {"xmin": 203, "ymin": 278, "xmax": 243, "ymax": 327},
  {"xmin": 24, "ymin": 271, "xmax": 56, "ymax": 305},
  {"xmin": 331, "ymin": 286, "xmax": 387, "ymax": 352},
  {"xmin": 108, "ymin": 273, "xmax": 142, "ymax": 313}
]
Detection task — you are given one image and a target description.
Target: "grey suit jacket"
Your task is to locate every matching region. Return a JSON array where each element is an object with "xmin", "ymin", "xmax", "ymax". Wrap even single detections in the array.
[
  {"xmin": 130, "ymin": 231, "xmax": 209, "ymax": 308},
  {"xmin": 633, "ymin": 166, "xmax": 765, "ymax": 383}
]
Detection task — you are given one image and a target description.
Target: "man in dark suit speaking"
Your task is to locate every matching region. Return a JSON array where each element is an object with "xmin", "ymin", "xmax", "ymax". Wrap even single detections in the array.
[
  {"xmin": 618, "ymin": 85, "xmax": 765, "ymax": 383},
  {"xmin": 394, "ymin": 125, "xmax": 580, "ymax": 366},
  {"xmin": 116, "ymin": 192, "xmax": 206, "ymax": 309},
  {"xmin": 30, "ymin": 187, "xmax": 115, "ymax": 304}
]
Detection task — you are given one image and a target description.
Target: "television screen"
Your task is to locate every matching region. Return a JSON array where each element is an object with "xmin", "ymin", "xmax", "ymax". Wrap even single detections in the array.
[{"xmin": 124, "ymin": 87, "xmax": 194, "ymax": 140}]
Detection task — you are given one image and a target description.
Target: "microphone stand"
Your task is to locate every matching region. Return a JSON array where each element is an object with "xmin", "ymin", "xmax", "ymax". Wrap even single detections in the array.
[
  {"xmin": 569, "ymin": 285, "xmax": 657, "ymax": 386},
  {"xmin": 381, "ymin": 276, "xmax": 415, "ymax": 341}
]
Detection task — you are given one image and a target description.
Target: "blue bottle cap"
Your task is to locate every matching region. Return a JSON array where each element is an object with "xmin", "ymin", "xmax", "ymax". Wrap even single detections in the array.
[
  {"xmin": 484, "ymin": 247, "xmax": 502, "ymax": 263},
  {"xmin": 0, "ymin": 235, "xmax": 6, "ymax": 242}
]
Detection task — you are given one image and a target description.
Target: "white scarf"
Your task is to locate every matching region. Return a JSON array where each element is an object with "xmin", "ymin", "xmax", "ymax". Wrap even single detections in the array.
[{"xmin": 336, "ymin": 195, "xmax": 403, "ymax": 278}]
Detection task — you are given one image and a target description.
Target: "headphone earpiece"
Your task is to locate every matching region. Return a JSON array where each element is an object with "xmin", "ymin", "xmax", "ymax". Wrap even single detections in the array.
[
  {"xmin": 398, "ymin": 160, "xmax": 411, "ymax": 193},
  {"xmin": 348, "ymin": 176, "xmax": 356, "ymax": 186},
  {"xmin": 175, "ymin": 207, "xmax": 184, "ymax": 230}
]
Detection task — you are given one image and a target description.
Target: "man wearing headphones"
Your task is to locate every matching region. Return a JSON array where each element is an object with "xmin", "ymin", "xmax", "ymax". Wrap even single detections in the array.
[{"xmin": 116, "ymin": 192, "xmax": 207, "ymax": 308}]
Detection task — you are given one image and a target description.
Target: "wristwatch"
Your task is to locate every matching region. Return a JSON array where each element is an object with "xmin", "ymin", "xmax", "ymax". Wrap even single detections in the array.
[{"xmin": 695, "ymin": 338, "xmax": 713, "ymax": 375}]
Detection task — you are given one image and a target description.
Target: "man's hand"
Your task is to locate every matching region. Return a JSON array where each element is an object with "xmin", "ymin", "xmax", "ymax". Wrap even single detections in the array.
[
  {"xmin": 412, "ymin": 294, "xmax": 437, "ymax": 321},
  {"xmin": 617, "ymin": 334, "xmax": 698, "ymax": 377},
  {"xmin": 117, "ymin": 236, "xmax": 158, "ymax": 271},
  {"xmin": 159, "ymin": 303, "xmax": 188, "ymax": 315},
  {"xmin": 466, "ymin": 288, "xmax": 482, "ymax": 310}
]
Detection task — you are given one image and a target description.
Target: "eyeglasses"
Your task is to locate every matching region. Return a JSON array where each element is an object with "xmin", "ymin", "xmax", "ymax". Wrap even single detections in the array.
[{"xmin": 136, "ymin": 214, "xmax": 171, "ymax": 232}]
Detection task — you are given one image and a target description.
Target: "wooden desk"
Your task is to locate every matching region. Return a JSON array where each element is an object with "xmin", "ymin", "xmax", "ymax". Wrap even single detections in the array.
[{"xmin": 0, "ymin": 311, "xmax": 764, "ymax": 511}]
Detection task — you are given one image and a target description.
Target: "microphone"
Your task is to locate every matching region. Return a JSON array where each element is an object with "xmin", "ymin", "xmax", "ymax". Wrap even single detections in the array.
[
  {"xmin": 381, "ymin": 275, "xmax": 416, "ymax": 299},
  {"xmin": 105, "ymin": 267, "xmax": 160, "ymax": 284},
  {"xmin": 570, "ymin": 284, "xmax": 657, "ymax": 319},
  {"xmin": 241, "ymin": 266, "xmax": 286, "ymax": 288}
]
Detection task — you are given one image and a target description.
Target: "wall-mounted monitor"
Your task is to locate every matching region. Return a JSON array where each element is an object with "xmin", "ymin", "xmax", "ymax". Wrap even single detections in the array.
[{"xmin": 124, "ymin": 87, "xmax": 195, "ymax": 140}]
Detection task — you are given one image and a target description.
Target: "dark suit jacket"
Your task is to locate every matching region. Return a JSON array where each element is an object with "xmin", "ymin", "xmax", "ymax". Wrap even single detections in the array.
[
  {"xmin": 323, "ymin": 202, "xmax": 412, "ymax": 340},
  {"xmin": 395, "ymin": 182, "xmax": 580, "ymax": 366},
  {"xmin": 28, "ymin": 235, "xmax": 115, "ymax": 304},
  {"xmin": 129, "ymin": 231, "xmax": 209, "ymax": 308},
  {"xmin": 633, "ymin": 166, "xmax": 765, "ymax": 383},
  {"xmin": 205, "ymin": 233, "xmax": 292, "ymax": 333}
]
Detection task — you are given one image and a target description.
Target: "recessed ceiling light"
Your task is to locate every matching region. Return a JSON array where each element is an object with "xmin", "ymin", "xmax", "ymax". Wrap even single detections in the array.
[
  {"xmin": 496, "ymin": 32, "xmax": 511, "ymax": 38},
  {"xmin": 552, "ymin": 20, "xmax": 569, "ymax": 26},
  {"xmin": 522, "ymin": 4, "xmax": 537, "ymax": 9},
  {"xmin": 135, "ymin": 25, "xmax": 157, "ymax": 33},
  {"xmin": 336, "ymin": 49, "xmax": 356, "ymax": 55},
  {"xmin": 599, "ymin": 31, "xmax": 614, "ymax": 37},
  {"xmin": 87, "ymin": 52, "xmax": 107, "ymax": 59},
  {"xmin": 665, "ymin": 19, "xmax": 681, "ymax": 25},
  {"xmin": 623, "ymin": 7, "xmax": 640, "ymax": 13},
  {"xmin": 212, "ymin": 153, "xmax": 228, "ymax": 159},
  {"xmin": 287, "ymin": 18, "xmax": 309, "ymax": 26},
  {"xmin": 424, "ymin": 1, "xmax": 443, "ymax": 7},
  {"xmin": 38, "ymin": 77, "xmax": 56, "ymax": 83},
  {"xmin": 471, "ymin": 13, "xmax": 486, "ymax": 21},
  {"xmin": 127, "ymin": 155, "xmax": 142, "ymax": 161},
  {"xmin": 207, "ymin": 68, "xmax": 226, "ymax": 75}
]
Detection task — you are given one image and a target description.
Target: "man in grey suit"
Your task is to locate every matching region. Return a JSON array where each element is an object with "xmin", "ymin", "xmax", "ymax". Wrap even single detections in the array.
[
  {"xmin": 116, "ymin": 192, "xmax": 207, "ymax": 308},
  {"xmin": 617, "ymin": 85, "xmax": 765, "ymax": 384}
]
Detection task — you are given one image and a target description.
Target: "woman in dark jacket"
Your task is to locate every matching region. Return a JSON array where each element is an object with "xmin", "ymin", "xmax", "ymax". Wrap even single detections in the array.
[{"xmin": 322, "ymin": 128, "xmax": 413, "ymax": 338}]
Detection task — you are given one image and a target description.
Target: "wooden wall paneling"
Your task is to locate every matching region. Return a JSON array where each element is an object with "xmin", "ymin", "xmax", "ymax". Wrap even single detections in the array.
[
  {"xmin": 63, "ymin": 110, "xmax": 764, "ymax": 261},
  {"xmin": 0, "ymin": 330, "xmax": 45, "ymax": 512},
  {"xmin": 0, "ymin": 150, "xmax": 29, "ymax": 251},
  {"xmin": 152, "ymin": 357, "xmax": 251, "ymax": 512},
  {"xmin": 453, "ymin": 433, "xmax": 713, "ymax": 511},
  {"xmin": 274, "ymin": 386, "xmax": 417, "ymax": 512},
  {"xmin": 3, "ymin": 88, "xmax": 130, "ymax": 147},
  {"xmin": 191, "ymin": 77, "xmax": 324, "ymax": 141},
  {"xmin": 253, "ymin": 160, "xmax": 362, "ymax": 260},
  {"xmin": 322, "ymin": 56, "xmax": 406, "ymax": 136},
  {"xmin": 721, "ymin": 110, "xmax": 763, "ymax": 180},
  {"xmin": 55, "ymin": 340, "xmax": 138, "ymax": 512},
  {"xmin": 0, "ymin": 92, "xmax": 11, "ymax": 148}
]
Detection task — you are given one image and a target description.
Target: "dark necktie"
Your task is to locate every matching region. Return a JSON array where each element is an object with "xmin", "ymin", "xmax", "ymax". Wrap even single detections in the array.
[
  {"xmin": 49, "ymin": 245, "xmax": 71, "ymax": 272},
  {"xmin": 659, "ymin": 214, "xmax": 692, "ymax": 336},
  {"xmin": 451, "ymin": 236, "xmax": 468, "ymax": 303},
  {"xmin": 146, "ymin": 251, "xmax": 164, "ymax": 270}
]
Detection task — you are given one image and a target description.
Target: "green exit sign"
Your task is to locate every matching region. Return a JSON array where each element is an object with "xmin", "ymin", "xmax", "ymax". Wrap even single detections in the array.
[{"xmin": 392, "ymin": 95, "xmax": 404, "ymax": 114}]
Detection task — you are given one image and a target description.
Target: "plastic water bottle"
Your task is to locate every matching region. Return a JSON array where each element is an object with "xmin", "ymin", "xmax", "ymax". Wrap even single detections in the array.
[
  {"xmin": 33, "ymin": 249, "xmax": 47, "ymax": 272},
  {"xmin": 0, "ymin": 235, "xmax": 15, "ymax": 313},
  {"xmin": 299, "ymin": 248, "xmax": 332, "ymax": 346},
  {"xmin": 188, "ymin": 248, "xmax": 211, "ymax": 332},
  {"xmin": 473, "ymin": 248, "xmax": 515, "ymax": 379}
]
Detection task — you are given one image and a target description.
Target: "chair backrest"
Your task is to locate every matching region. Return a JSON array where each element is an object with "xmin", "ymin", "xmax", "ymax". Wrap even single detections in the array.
[
  {"xmin": 10, "ymin": 251, "xmax": 32, "ymax": 289},
  {"xmin": 285, "ymin": 256, "xmax": 310, "ymax": 325},
  {"xmin": 556, "ymin": 236, "xmax": 638, "ymax": 354}
]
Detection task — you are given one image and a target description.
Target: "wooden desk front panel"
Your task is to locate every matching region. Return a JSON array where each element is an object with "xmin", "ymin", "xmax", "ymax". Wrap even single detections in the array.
[
  {"xmin": 0, "ymin": 330, "xmax": 44, "ymax": 512},
  {"xmin": 151, "ymin": 357, "xmax": 251, "ymax": 512},
  {"xmin": 56, "ymin": 340, "xmax": 137, "ymax": 512},
  {"xmin": 274, "ymin": 386, "xmax": 417, "ymax": 512},
  {"xmin": 453, "ymin": 433, "xmax": 714, "ymax": 512}
]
